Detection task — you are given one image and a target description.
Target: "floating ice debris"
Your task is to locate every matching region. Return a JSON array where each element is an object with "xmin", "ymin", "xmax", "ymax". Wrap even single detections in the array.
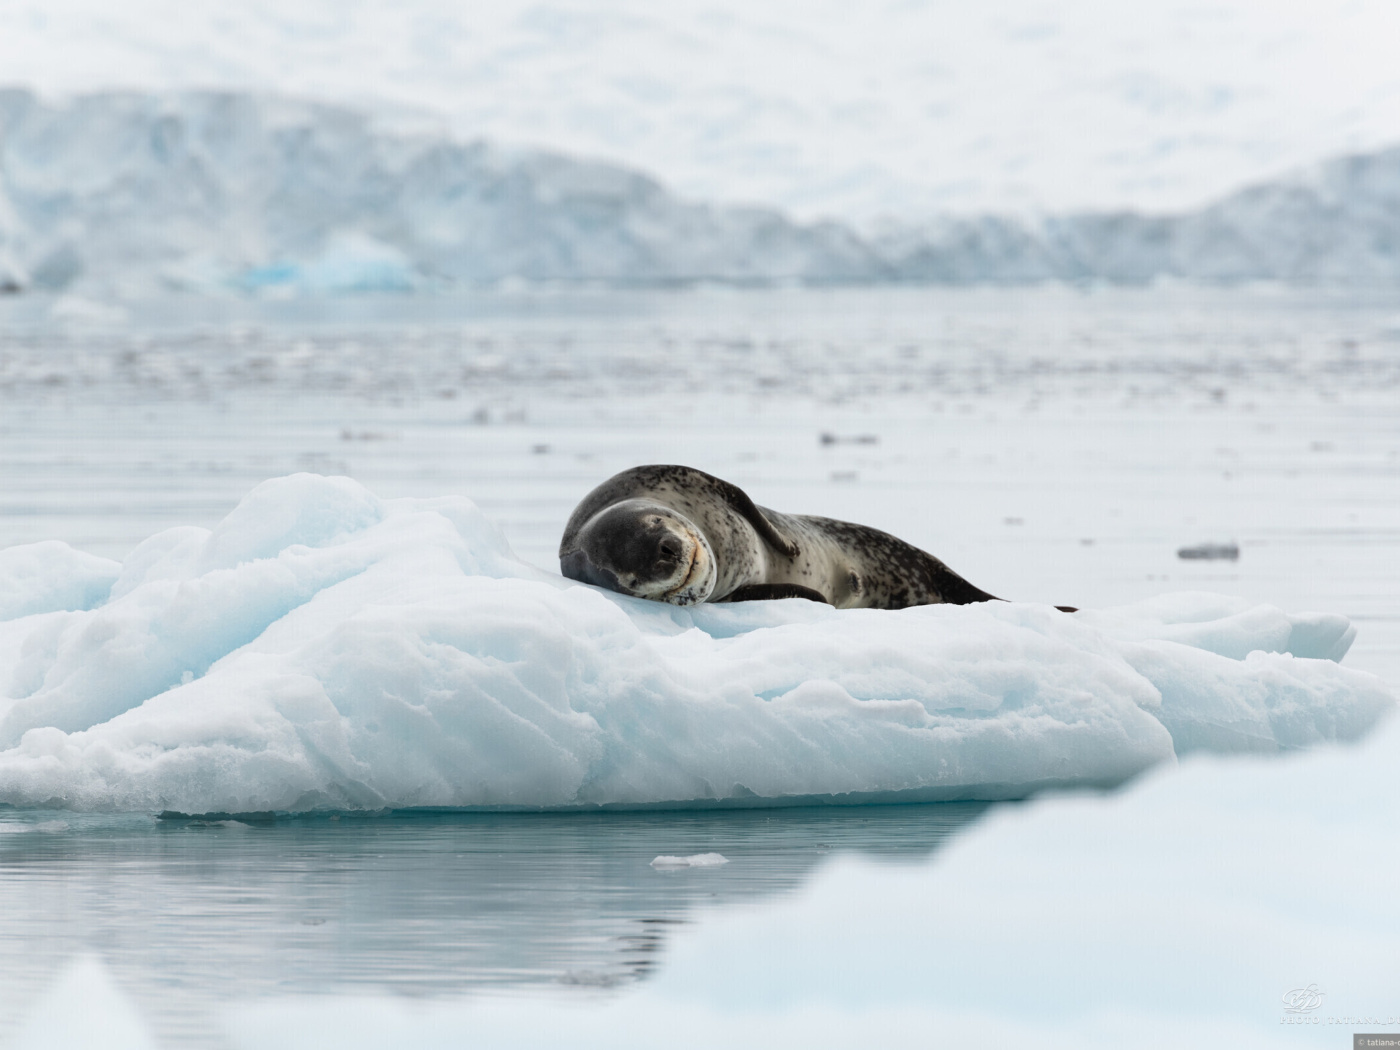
[
  {"xmin": 0, "ymin": 475, "xmax": 1391, "ymax": 814},
  {"xmin": 819, "ymin": 433, "xmax": 879, "ymax": 446},
  {"xmin": 47, "ymin": 296, "xmax": 131, "ymax": 327},
  {"xmin": 1177, "ymin": 542, "xmax": 1239, "ymax": 560},
  {"xmin": 651, "ymin": 854, "xmax": 730, "ymax": 869},
  {"xmin": 558, "ymin": 970, "xmax": 624, "ymax": 987},
  {"xmin": 0, "ymin": 819, "xmax": 69, "ymax": 834}
]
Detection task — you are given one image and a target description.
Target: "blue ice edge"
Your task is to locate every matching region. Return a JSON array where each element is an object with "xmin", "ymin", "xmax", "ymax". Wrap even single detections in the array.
[{"xmin": 0, "ymin": 474, "xmax": 1393, "ymax": 815}]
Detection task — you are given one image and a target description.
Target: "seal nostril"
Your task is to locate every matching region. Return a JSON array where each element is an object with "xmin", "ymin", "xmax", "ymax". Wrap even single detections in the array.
[{"xmin": 658, "ymin": 537, "xmax": 682, "ymax": 562}]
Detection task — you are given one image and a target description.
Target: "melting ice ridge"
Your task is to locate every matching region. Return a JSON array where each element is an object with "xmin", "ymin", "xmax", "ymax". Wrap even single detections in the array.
[{"xmin": 0, "ymin": 474, "xmax": 1392, "ymax": 814}]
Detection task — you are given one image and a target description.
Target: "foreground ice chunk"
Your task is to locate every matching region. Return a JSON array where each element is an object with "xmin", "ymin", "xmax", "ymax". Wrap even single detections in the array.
[
  {"xmin": 0, "ymin": 475, "xmax": 1392, "ymax": 814},
  {"xmin": 13, "ymin": 955, "xmax": 157, "ymax": 1050},
  {"xmin": 222, "ymin": 714, "xmax": 1400, "ymax": 1050}
]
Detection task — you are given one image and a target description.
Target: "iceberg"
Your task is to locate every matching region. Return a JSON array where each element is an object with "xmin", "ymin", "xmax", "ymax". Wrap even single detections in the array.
[
  {"xmin": 235, "ymin": 232, "xmax": 416, "ymax": 293},
  {"xmin": 0, "ymin": 474, "xmax": 1391, "ymax": 814}
]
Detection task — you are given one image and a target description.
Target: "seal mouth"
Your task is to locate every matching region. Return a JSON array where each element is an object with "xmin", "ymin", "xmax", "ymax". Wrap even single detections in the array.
[
  {"xmin": 661, "ymin": 540, "xmax": 699, "ymax": 599},
  {"xmin": 655, "ymin": 526, "xmax": 715, "ymax": 605}
]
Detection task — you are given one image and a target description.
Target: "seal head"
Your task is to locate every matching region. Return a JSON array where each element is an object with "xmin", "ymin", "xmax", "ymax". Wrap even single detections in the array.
[{"xmin": 561, "ymin": 498, "xmax": 717, "ymax": 605}]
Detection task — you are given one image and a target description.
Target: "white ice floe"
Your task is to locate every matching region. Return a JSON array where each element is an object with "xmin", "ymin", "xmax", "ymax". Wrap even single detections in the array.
[
  {"xmin": 0, "ymin": 474, "xmax": 1392, "ymax": 814},
  {"xmin": 651, "ymin": 853, "xmax": 729, "ymax": 869}
]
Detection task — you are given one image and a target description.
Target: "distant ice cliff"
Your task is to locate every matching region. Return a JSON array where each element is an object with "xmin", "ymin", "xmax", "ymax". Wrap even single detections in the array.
[{"xmin": 1, "ymin": 89, "xmax": 1397, "ymax": 294}]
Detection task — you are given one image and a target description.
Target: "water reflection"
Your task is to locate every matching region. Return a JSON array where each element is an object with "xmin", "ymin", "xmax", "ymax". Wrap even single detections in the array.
[{"xmin": 0, "ymin": 803, "xmax": 990, "ymax": 1046}]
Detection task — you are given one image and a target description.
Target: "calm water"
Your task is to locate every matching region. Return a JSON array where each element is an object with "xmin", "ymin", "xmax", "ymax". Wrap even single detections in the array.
[{"xmin": 0, "ymin": 803, "xmax": 988, "ymax": 1046}]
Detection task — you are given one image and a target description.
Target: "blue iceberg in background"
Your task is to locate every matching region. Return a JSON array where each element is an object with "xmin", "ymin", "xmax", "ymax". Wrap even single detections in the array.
[{"xmin": 236, "ymin": 233, "xmax": 416, "ymax": 293}]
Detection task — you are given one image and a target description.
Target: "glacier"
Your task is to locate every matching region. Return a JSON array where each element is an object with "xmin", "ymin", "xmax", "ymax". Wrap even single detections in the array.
[
  {"xmin": 5, "ymin": 0, "xmax": 1400, "ymax": 224},
  {"xmin": 2, "ymin": 89, "xmax": 1399, "ymax": 296},
  {"xmin": 0, "ymin": 88, "xmax": 872, "ymax": 296},
  {"xmin": 0, "ymin": 474, "xmax": 1391, "ymax": 815}
]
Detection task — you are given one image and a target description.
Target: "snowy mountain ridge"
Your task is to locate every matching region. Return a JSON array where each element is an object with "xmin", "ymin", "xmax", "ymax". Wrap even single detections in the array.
[
  {"xmin": 7, "ymin": 0, "xmax": 1400, "ymax": 221},
  {"xmin": 1, "ymin": 88, "xmax": 1397, "ymax": 295}
]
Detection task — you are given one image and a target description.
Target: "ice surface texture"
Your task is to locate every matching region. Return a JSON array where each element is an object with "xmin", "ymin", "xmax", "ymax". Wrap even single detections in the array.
[
  {"xmin": 0, "ymin": 474, "xmax": 1391, "ymax": 814},
  {"xmin": 3, "ymin": 89, "xmax": 1400, "ymax": 294}
]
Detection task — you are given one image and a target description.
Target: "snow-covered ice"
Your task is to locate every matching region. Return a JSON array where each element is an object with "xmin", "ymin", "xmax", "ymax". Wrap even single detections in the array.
[
  {"xmin": 0, "ymin": 473, "xmax": 1390, "ymax": 814},
  {"xmin": 0, "ymin": 541, "xmax": 120, "ymax": 621},
  {"xmin": 11, "ymin": 955, "xmax": 155, "ymax": 1050}
]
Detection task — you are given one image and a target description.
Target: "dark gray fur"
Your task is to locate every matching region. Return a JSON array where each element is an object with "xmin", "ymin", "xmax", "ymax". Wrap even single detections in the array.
[{"xmin": 559, "ymin": 465, "xmax": 1062, "ymax": 610}]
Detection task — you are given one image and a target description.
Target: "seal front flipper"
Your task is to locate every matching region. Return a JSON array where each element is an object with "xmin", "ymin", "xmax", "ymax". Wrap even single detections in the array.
[
  {"xmin": 709, "ymin": 478, "xmax": 801, "ymax": 558},
  {"xmin": 720, "ymin": 583, "xmax": 830, "ymax": 604}
]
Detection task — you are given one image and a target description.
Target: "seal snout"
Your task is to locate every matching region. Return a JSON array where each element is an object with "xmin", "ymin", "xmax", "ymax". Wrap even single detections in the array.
[{"xmin": 560, "ymin": 500, "xmax": 716, "ymax": 604}]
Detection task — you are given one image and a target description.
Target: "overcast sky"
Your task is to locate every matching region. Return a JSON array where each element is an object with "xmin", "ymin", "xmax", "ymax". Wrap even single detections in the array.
[{"xmin": 4, "ymin": 0, "xmax": 1399, "ymax": 222}]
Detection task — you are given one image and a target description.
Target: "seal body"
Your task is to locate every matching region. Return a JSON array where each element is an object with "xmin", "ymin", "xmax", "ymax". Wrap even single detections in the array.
[{"xmin": 558, "ymin": 465, "xmax": 1012, "ymax": 610}]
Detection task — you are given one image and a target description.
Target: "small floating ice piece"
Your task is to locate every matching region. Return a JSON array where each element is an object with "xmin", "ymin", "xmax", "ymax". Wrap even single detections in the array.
[
  {"xmin": 1177, "ymin": 542, "xmax": 1239, "ymax": 560},
  {"xmin": 651, "ymin": 853, "xmax": 729, "ymax": 869},
  {"xmin": 0, "ymin": 820, "xmax": 69, "ymax": 834}
]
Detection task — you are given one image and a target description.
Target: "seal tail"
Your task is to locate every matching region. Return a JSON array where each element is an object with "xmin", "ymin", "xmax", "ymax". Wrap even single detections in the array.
[
  {"xmin": 929, "ymin": 559, "xmax": 1077, "ymax": 613},
  {"xmin": 927, "ymin": 561, "xmax": 1001, "ymax": 606}
]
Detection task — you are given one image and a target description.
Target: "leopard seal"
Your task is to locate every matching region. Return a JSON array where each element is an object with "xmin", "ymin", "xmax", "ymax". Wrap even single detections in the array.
[{"xmin": 559, "ymin": 465, "xmax": 1073, "ymax": 610}]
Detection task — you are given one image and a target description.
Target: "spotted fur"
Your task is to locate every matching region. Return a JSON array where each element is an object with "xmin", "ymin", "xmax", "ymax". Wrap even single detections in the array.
[{"xmin": 559, "ymin": 465, "xmax": 1067, "ymax": 610}]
